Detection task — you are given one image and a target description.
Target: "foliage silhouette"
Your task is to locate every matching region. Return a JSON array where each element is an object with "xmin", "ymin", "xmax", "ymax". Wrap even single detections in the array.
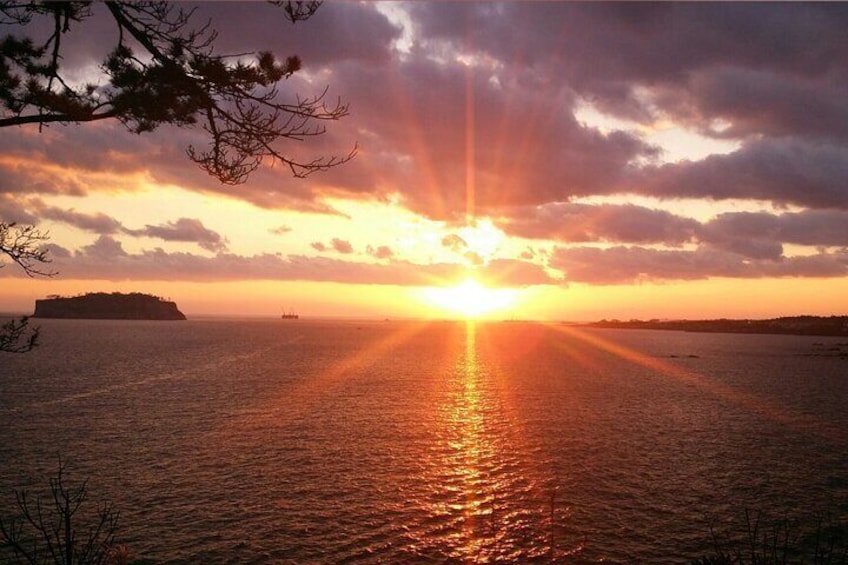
[
  {"xmin": 0, "ymin": 461, "xmax": 124, "ymax": 565},
  {"xmin": 692, "ymin": 510, "xmax": 848, "ymax": 565},
  {"xmin": 0, "ymin": 0, "xmax": 354, "ymax": 184},
  {"xmin": 0, "ymin": 222, "xmax": 54, "ymax": 353}
]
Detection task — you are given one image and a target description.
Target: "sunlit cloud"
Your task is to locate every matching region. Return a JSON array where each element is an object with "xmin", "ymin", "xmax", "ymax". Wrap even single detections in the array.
[
  {"xmin": 367, "ymin": 245, "xmax": 394, "ymax": 260},
  {"xmin": 10, "ymin": 236, "xmax": 557, "ymax": 287},
  {"xmin": 331, "ymin": 238, "xmax": 354, "ymax": 254},
  {"xmin": 4, "ymin": 2, "xmax": 848, "ymax": 315}
]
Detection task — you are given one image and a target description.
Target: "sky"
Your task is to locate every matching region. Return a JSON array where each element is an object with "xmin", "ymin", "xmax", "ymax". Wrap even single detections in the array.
[{"xmin": 2, "ymin": 2, "xmax": 848, "ymax": 320}]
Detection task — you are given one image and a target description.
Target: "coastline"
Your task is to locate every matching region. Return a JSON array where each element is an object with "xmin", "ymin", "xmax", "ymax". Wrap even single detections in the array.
[{"xmin": 582, "ymin": 315, "xmax": 848, "ymax": 337}]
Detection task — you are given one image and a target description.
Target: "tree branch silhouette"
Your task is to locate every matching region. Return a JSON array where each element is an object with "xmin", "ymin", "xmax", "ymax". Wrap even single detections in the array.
[
  {"xmin": 0, "ymin": 222, "xmax": 54, "ymax": 353},
  {"xmin": 0, "ymin": 0, "xmax": 355, "ymax": 184}
]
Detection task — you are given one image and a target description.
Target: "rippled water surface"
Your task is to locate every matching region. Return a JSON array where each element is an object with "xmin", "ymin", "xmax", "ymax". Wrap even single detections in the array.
[{"xmin": 2, "ymin": 319, "xmax": 847, "ymax": 563}]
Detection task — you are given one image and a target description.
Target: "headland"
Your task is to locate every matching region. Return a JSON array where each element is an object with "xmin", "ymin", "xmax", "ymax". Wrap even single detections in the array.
[{"xmin": 585, "ymin": 315, "xmax": 848, "ymax": 337}]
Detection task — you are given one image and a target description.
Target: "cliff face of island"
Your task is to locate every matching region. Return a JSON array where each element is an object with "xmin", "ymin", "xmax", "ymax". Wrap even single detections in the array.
[{"xmin": 33, "ymin": 292, "xmax": 186, "ymax": 320}]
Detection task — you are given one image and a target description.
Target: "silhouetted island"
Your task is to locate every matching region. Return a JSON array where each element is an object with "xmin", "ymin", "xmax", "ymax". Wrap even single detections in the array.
[
  {"xmin": 33, "ymin": 292, "xmax": 186, "ymax": 320},
  {"xmin": 585, "ymin": 316, "xmax": 848, "ymax": 337}
]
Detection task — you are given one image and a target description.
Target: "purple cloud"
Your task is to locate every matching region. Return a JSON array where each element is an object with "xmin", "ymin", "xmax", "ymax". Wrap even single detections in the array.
[
  {"xmin": 634, "ymin": 139, "xmax": 848, "ymax": 209},
  {"xmin": 702, "ymin": 210, "xmax": 848, "ymax": 248},
  {"xmin": 0, "ymin": 197, "xmax": 38, "ymax": 224},
  {"xmin": 550, "ymin": 245, "xmax": 848, "ymax": 284},
  {"xmin": 497, "ymin": 203, "xmax": 700, "ymax": 245},
  {"xmin": 1, "ymin": 236, "xmax": 557, "ymax": 287},
  {"xmin": 128, "ymin": 218, "xmax": 228, "ymax": 253},
  {"xmin": 6, "ymin": 2, "xmax": 848, "ymax": 291},
  {"xmin": 35, "ymin": 205, "xmax": 124, "ymax": 235}
]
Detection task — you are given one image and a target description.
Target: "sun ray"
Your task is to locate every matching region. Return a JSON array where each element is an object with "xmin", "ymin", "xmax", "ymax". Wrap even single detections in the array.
[
  {"xmin": 550, "ymin": 324, "xmax": 848, "ymax": 444},
  {"xmin": 216, "ymin": 321, "xmax": 435, "ymax": 435},
  {"xmin": 465, "ymin": 57, "xmax": 476, "ymax": 223}
]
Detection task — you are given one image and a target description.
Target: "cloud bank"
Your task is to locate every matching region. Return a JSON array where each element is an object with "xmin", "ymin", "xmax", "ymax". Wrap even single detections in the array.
[{"xmin": 4, "ymin": 3, "xmax": 848, "ymax": 286}]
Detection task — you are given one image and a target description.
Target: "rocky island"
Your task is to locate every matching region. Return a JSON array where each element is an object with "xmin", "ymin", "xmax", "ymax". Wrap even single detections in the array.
[{"xmin": 33, "ymin": 292, "xmax": 186, "ymax": 320}]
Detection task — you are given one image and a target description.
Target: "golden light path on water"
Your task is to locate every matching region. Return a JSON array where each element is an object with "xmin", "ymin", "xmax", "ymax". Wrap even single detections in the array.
[
  {"xmin": 445, "ymin": 321, "xmax": 487, "ymax": 557},
  {"xmin": 211, "ymin": 318, "xmax": 558, "ymax": 561},
  {"xmin": 405, "ymin": 320, "xmax": 583, "ymax": 563}
]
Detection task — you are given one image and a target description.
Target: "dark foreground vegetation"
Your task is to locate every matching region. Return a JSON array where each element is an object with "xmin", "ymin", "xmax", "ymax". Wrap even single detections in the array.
[
  {"xmin": 3, "ymin": 464, "xmax": 845, "ymax": 564},
  {"xmin": 692, "ymin": 510, "xmax": 848, "ymax": 564},
  {"xmin": 588, "ymin": 316, "xmax": 848, "ymax": 337},
  {"xmin": 0, "ymin": 462, "xmax": 133, "ymax": 565}
]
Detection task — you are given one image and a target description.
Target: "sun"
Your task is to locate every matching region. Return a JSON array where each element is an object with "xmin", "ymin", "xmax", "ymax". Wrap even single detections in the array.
[{"xmin": 420, "ymin": 279, "xmax": 518, "ymax": 318}]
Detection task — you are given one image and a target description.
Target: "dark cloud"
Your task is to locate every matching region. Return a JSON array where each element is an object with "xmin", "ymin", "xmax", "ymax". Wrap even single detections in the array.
[
  {"xmin": 0, "ymin": 119, "xmax": 350, "ymax": 214},
  {"xmin": 0, "ymin": 196, "xmax": 38, "ymax": 224},
  {"xmin": 550, "ymin": 245, "xmax": 848, "ymax": 285},
  {"xmin": 35, "ymin": 205, "xmax": 124, "ymax": 235},
  {"xmin": 0, "ymin": 156, "xmax": 89, "ymax": 197},
  {"xmin": 388, "ymin": 3, "xmax": 848, "ymax": 213},
  {"xmin": 659, "ymin": 67, "xmax": 848, "ymax": 142},
  {"xmin": 12, "ymin": 3, "xmax": 848, "ymax": 215},
  {"xmin": 497, "ymin": 203, "xmax": 699, "ymax": 245},
  {"xmin": 321, "ymin": 54, "xmax": 653, "ymax": 218},
  {"xmin": 702, "ymin": 210, "xmax": 848, "ymax": 248},
  {"xmin": 7, "ymin": 2, "xmax": 848, "ymax": 290},
  {"xmin": 694, "ymin": 209, "xmax": 848, "ymax": 260},
  {"xmin": 409, "ymin": 3, "xmax": 848, "ymax": 117},
  {"xmin": 634, "ymin": 139, "xmax": 848, "ymax": 209},
  {"xmin": 44, "ymin": 243, "xmax": 72, "ymax": 259},
  {"xmin": 498, "ymin": 203, "xmax": 848, "ymax": 256},
  {"xmin": 83, "ymin": 235, "xmax": 128, "ymax": 259},
  {"xmin": 203, "ymin": 2, "xmax": 400, "ymax": 68},
  {"xmin": 127, "ymin": 218, "xmax": 228, "ymax": 253}
]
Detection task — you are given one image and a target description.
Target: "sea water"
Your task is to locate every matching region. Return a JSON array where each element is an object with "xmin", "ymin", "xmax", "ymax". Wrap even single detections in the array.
[{"xmin": 1, "ymin": 319, "xmax": 847, "ymax": 564}]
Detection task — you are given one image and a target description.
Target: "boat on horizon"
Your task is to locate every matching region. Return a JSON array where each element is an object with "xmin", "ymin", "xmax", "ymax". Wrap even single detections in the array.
[{"xmin": 281, "ymin": 307, "xmax": 299, "ymax": 320}]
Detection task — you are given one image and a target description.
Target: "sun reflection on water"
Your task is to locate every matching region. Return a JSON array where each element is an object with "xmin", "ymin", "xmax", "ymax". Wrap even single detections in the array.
[
  {"xmin": 407, "ymin": 321, "xmax": 573, "ymax": 563},
  {"xmin": 454, "ymin": 320, "xmax": 490, "ymax": 558},
  {"xmin": 424, "ymin": 320, "xmax": 497, "ymax": 560}
]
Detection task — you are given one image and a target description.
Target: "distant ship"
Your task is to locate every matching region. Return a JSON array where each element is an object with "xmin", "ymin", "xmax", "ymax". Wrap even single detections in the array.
[{"xmin": 281, "ymin": 307, "xmax": 299, "ymax": 320}]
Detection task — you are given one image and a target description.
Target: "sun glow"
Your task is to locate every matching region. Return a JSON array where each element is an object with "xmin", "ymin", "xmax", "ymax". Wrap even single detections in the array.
[{"xmin": 420, "ymin": 279, "xmax": 518, "ymax": 318}]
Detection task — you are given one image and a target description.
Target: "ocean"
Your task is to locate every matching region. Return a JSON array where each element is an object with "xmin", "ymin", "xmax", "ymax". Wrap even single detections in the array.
[{"xmin": 1, "ymin": 319, "xmax": 847, "ymax": 564}]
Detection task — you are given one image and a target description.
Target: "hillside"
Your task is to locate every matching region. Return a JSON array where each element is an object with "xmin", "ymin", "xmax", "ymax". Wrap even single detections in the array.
[{"xmin": 586, "ymin": 316, "xmax": 848, "ymax": 337}]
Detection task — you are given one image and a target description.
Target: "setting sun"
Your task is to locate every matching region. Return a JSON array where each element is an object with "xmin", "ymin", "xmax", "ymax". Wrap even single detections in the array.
[{"xmin": 420, "ymin": 279, "xmax": 518, "ymax": 318}]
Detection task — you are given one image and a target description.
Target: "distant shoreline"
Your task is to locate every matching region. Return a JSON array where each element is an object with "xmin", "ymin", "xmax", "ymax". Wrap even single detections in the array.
[{"xmin": 582, "ymin": 315, "xmax": 848, "ymax": 337}]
